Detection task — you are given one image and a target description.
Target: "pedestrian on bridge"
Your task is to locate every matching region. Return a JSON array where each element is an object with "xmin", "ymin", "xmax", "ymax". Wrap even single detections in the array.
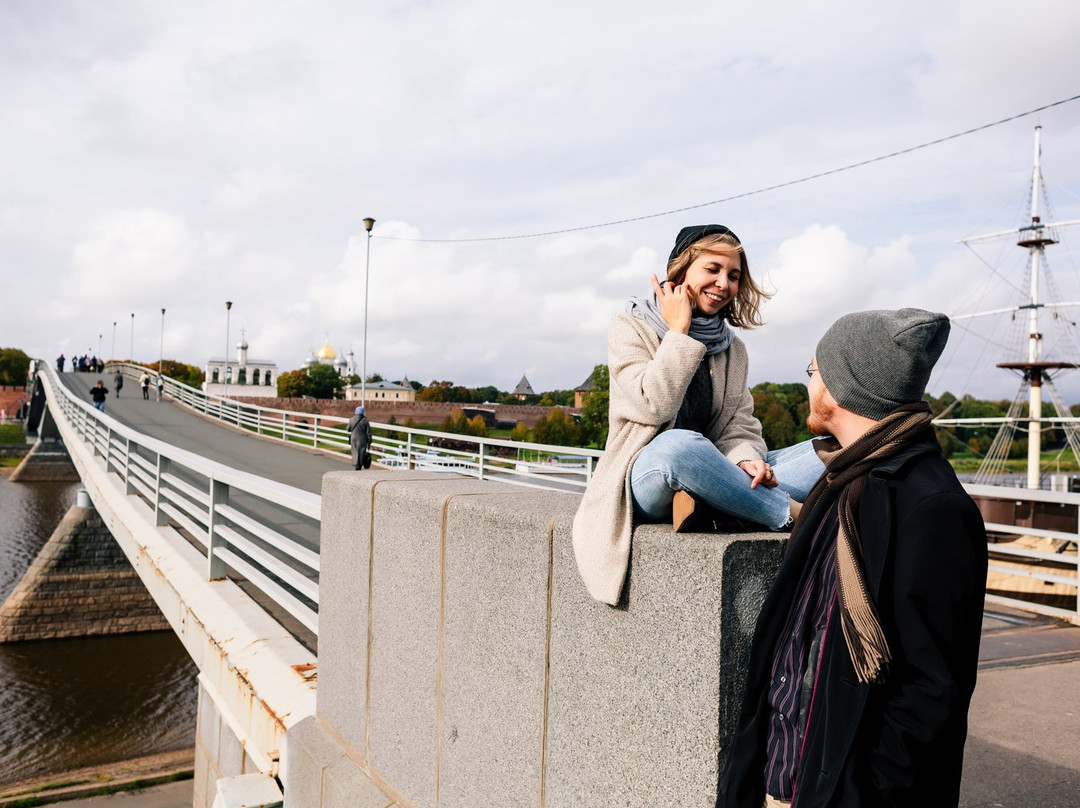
[
  {"xmin": 56, "ymin": 354, "xmax": 65, "ymax": 373},
  {"xmin": 113, "ymin": 370, "xmax": 124, "ymax": 398},
  {"xmin": 140, "ymin": 371, "xmax": 151, "ymax": 400},
  {"xmin": 155, "ymin": 374, "xmax": 164, "ymax": 402},
  {"xmin": 348, "ymin": 406, "xmax": 372, "ymax": 470},
  {"xmin": 90, "ymin": 380, "xmax": 108, "ymax": 412}
]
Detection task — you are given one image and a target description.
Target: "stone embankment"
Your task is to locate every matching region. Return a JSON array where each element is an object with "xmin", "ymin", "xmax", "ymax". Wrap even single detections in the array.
[
  {"xmin": 9, "ymin": 441, "xmax": 79, "ymax": 482},
  {"xmin": 0, "ymin": 505, "xmax": 170, "ymax": 642}
]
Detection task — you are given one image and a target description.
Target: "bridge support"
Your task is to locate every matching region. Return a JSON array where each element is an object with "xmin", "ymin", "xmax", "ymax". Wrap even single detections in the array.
[
  {"xmin": 282, "ymin": 470, "xmax": 785, "ymax": 807},
  {"xmin": 11, "ymin": 387, "xmax": 79, "ymax": 482},
  {"xmin": 0, "ymin": 503, "xmax": 170, "ymax": 641}
]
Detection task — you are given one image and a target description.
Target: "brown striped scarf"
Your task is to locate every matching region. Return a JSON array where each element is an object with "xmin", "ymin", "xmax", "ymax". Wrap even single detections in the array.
[{"xmin": 790, "ymin": 401, "xmax": 935, "ymax": 683}]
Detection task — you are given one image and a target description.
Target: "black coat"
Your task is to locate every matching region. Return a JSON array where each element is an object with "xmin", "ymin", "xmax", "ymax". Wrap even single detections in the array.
[{"xmin": 719, "ymin": 432, "xmax": 987, "ymax": 808}]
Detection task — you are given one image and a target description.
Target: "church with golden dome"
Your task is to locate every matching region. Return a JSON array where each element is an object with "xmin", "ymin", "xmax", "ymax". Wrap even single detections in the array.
[{"xmin": 303, "ymin": 339, "xmax": 356, "ymax": 378}]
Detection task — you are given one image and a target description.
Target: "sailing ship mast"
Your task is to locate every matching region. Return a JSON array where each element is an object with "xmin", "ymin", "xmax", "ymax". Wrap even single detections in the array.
[{"xmin": 951, "ymin": 126, "xmax": 1080, "ymax": 489}]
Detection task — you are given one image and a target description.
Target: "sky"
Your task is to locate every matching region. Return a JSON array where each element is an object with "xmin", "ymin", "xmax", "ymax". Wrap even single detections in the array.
[{"xmin": 5, "ymin": 0, "xmax": 1080, "ymax": 403}]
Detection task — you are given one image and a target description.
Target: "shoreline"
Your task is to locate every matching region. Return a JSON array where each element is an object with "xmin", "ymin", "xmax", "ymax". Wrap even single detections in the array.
[{"xmin": 0, "ymin": 749, "xmax": 194, "ymax": 807}]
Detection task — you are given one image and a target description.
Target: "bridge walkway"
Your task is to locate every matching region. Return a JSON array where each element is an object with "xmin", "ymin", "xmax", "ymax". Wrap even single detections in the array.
[{"xmin": 55, "ymin": 371, "xmax": 347, "ymax": 496}]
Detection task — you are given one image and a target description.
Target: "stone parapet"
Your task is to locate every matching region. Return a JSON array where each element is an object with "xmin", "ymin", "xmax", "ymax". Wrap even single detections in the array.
[
  {"xmin": 0, "ymin": 505, "xmax": 170, "ymax": 642},
  {"xmin": 281, "ymin": 471, "xmax": 784, "ymax": 808}
]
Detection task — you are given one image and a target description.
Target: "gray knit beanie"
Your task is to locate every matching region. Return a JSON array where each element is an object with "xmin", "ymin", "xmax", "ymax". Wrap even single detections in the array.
[{"xmin": 815, "ymin": 308, "xmax": 950, "ymax": 420}]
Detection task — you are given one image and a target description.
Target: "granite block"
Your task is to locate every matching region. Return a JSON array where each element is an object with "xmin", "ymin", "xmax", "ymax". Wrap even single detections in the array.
[
  {"xmin": 317, "ymin": 470, "xmax": 438, "ymax": 757},
  {"xmin": 194, "ymin": 744, "xmax": 211, "ymax": 808},
  {"xmin": 281, "ymin": 716, "xmax": 345, "ymax": 808},
  {"xmin": 322, "ymin": 754, "xmax": 396, "ymax": 808},
  {"xmin": 366, "ymin": 477, "xmax": 516, "ymax": 808},
  {"xmin": 546, "ymin": 519, "xmax": 785, "ymax": 806},
  {"xmin": 438, "ymin": 491, "xmax": 579, "ymax": 808}
]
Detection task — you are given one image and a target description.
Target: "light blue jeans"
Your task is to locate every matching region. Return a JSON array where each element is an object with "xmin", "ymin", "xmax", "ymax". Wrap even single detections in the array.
[{"xmin": 630, "ymin": 429, "xmax": 825, "ymax": 530}]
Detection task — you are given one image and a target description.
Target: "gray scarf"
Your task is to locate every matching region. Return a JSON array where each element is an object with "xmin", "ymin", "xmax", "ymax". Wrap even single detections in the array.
[{"xmin": 626, "ymin": 294, "xmax": 733, "ymax": 355}]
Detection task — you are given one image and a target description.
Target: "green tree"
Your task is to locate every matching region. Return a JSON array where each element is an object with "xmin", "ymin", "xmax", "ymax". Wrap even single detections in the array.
[
  {"xmin": 440, "ymin": 408, "xmax": 470, "ymax": 434},
  {"xmin": 532, "ymin": 408, "xmax": 583, "ymax": 447},
  {"xmin": 754, "ymin": 390, "xmax": 797, "ymax": 450},
  {"xmin": 509, "ymin": 423, "xmax": 531, "ymax": 442},
  {"xmin": 580, "ymin": 364, "xmax": 610, "ymax": 447},
  {"xmin": 419, "ymin": 381, "xmax": 455, "ymax": 402},
  {"xmin": 307, "ymin": 364, "xmax": 345, "ymax": 399},
  {"xmin": 277, "ymin": 369, "xmax": 311, "ymax": 398},
  {"xmin": 0, "ymin": 348, "xmax": 31, "ymax": 386}
]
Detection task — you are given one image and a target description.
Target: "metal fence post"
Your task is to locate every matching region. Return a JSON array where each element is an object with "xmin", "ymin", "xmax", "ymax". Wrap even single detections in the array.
[
  {"xmin": 208, "ymin": 478, "xmax": 228, "ymax": 580},
  {"xmin": 124, "ymin": 437, "xmax": 136, "ymax": 494},
  {"xmin": 407, "ymin": 431, "xmax": 415, "ymax": 469},
  {"xmin": 478, "ymin": 442, "xmax": 487, "ymax": 481},
  {"xmin": 154, "ymin": 454, "xmax": 170, "ymax": 526}
]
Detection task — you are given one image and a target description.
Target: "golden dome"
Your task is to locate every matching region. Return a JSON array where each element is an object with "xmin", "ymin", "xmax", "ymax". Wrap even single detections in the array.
[{"xmin": 316, "ymin": 339, "xmax": 336, "ymax": 360}]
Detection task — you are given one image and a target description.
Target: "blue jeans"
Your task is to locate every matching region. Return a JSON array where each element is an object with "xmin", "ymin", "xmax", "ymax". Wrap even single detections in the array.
[
  {"xmin": 93, "ymin": 401, "xmax": 105, "ymax": 412},
  {"xmin": 630, "ymin": 429, "xmax": 825, "ymax": 530}
]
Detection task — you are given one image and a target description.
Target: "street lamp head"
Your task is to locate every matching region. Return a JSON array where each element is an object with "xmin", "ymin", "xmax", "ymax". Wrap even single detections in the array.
[
  {"xmin": 162, "ymin": 308, "xmax": 166, "ymax": 315},
  {"xmin": 363, "ymin": 217, "xmax": 375, "ymax": 232},
  {"xmin": 226, "ymin": 301, "xmax": 233, "ymax": 310}
]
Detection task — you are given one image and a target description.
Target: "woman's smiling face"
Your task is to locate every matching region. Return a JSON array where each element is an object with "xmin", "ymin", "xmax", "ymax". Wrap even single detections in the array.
[{"xmin": 681, "ymin": 249, "xmax": 741, "ymax": 316}]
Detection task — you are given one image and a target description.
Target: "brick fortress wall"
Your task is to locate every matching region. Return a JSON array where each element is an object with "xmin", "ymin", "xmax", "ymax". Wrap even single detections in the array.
[{"xmin": 233, "ymin": 397, "xmax": 581, "ymax": 429}]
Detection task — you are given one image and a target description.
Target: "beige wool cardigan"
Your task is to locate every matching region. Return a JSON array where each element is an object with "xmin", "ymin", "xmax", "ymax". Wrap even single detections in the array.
[{"xmin": 572, "ymin": 312, "xmax": 768, "ymax": 605}]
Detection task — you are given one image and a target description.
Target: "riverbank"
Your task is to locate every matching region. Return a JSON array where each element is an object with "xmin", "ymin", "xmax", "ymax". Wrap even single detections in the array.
[{"xmin": 0, "ymin": 749, "xmax": 193, "ymax": 808}]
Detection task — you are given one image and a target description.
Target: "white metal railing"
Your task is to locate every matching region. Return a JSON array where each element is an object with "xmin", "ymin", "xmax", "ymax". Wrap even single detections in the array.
[
  {"xmin": 105, "ymin": 362, "xmax": 604, "ymax": 492},
  {"xmin": 40, "ymin": 365, "xmax": 321, "ymax": 636},
  {"xmin": 964, "ymin": 483, "xmax": 1079, "ymax": 624}
]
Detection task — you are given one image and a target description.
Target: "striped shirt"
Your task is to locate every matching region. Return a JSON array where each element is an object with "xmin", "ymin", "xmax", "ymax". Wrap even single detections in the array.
[{"xmin": 764, "ymin": 504, "xmax": 839, "ymax": 801}]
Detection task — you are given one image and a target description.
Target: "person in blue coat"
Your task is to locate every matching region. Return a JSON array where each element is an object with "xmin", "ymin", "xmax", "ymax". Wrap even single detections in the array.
[{"xmin": 718, "ymin": 309, "xmax": 987, "ymax": 808}]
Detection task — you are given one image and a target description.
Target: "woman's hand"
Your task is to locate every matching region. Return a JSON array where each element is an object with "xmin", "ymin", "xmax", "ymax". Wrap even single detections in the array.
[
  {"xmin": 651, "ymin": 274, "xmax": 693, "ymax": 335},
  {"xmin": 739, "ymin": 459, "xmax": 779, "ymax": 489}
]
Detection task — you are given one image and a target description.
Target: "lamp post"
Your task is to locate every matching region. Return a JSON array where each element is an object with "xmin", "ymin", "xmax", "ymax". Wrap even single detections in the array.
[
  {"xmin": 224, "ymin": 301, "xmax": 233, "ymax": 400},
  {"xmin": 97, "ymin": 334, "xmax": 102, "ymax": 360},
  {"xmin": 111, "ymin": 321, "xmax": 116, "ymax": 361},
  {"xmin": 130, "ymin": 313, "xmax": 135, "ymax": 361},
  {"xmin": 361, "ymin": 217, "xmax": 375, "ymax": 404},
  {"xmin": 159, "ymin": 308, "xmax": 166, "ymax": 376}
]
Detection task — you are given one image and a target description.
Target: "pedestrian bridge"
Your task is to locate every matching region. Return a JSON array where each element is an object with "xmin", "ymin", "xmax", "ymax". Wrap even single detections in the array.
[
  {"xmin": 19, "ymin": 361, "xmax": 1080, "ymax": 808},
  {"xmin": 23, "ymin": 362, "xmax": 790, "ymax": 808}
]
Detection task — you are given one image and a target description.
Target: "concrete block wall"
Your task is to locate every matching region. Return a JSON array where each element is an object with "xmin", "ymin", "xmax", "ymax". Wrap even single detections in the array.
[
  {"xmin": 195, "ymin": 680, "xmax": 262, "ymax": 808},
  {"xmin": 282, "ymin": 470, "xmax": 785, "ymax": 808}
]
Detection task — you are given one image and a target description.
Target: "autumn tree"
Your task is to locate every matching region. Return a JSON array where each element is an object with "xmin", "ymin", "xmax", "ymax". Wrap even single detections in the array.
[
  {"xmin": 277, "ymin": 370, "xmax": 310, "ymax": 398},
  {"xmin": 532, "ymin": 408, "xmax": 583, "ymax": 447}
]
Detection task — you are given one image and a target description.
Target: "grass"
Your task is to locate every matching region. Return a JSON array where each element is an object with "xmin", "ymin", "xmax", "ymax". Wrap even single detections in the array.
[
  {"xmin": 0, "ymin": 424, "xmax": 24, "ymax": 443},
  {"xmin": 0, "ymin": 457, "xmax": 22, "ymax": 467},
  {"xmin": 948, "ymin": 450, "xmax": 1080, "ymax": 474}
]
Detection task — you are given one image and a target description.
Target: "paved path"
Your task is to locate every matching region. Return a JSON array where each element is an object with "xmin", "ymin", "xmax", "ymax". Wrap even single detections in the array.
[{"xmin": 55, "ymin": 372, "xmax": 348, "ymax": 495}]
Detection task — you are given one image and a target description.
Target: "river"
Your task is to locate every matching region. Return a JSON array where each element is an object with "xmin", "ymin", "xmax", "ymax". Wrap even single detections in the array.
[{"xmin": 0, "ymin": 473, "xmax": 197, "ymax": 784}]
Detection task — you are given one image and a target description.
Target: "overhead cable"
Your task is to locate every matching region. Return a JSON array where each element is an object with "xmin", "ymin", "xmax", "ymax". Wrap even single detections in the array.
[{"xmin": 377, "ymin": 92, "xmax": 1080, "ymax": 244}]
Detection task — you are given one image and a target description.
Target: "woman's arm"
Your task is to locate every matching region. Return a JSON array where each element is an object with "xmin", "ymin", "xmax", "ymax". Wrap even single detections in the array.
[{"xmin": 607, "ymin": 313, "xmax": 705, "ymax": 428}]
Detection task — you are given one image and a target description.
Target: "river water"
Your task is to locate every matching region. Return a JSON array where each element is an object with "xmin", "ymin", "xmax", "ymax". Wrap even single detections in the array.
[{"xmin": 0, "ymin": 474, "xmax": 197, "ymax": 784}]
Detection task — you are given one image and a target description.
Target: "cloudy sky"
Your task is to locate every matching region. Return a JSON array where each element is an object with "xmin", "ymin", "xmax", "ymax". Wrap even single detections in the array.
[{"xmin": 5, "ymin": 0, "xmax": 1080, "ymax": 402}]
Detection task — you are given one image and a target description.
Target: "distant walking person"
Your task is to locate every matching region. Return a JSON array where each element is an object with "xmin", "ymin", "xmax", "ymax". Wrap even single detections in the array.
[
  {"xmin": 56, "ymin": 354, "xmax": 65, "ymax": 373},
  {"xmin": 114, "ymin": 370, "xmax": 124, "ymax": 398},
  {"xmin": 155, "ymin": 374, "xmax": 164, "ymax": 402},
  {"xmin": 140, "ymin": 371, "xmax": 151, "ymax": 400},
  {"xmin": 89, "ymin": 380, "xmax": 108, "ymax": 412},
  {"xmin": 348, "ymin": 406, "xmax": 373, "ymax": 470}
]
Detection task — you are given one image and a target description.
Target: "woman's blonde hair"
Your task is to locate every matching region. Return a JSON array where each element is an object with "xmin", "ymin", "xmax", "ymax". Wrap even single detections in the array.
[{"xmin": 665, "ymin": 232, "xmax": 769, "ymax": 328}]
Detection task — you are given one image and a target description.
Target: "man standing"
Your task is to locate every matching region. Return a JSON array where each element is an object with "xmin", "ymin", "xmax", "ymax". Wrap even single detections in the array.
[
  {"xmin": 140, "ymin": 371, "xmax": 151, "ymax": 400},
  {"xmin": 719, "ymin": 309, "xmax": 987, "ymax": 808},
  {"xmin": 89, "ymin": 380, "xmax": 108, "ymax": 412}
]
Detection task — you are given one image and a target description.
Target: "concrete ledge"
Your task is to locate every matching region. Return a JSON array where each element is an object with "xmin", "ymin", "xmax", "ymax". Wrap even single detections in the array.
[{"xmin": 290, "ymin": 470, "xmax": 785, "ymax": 807}]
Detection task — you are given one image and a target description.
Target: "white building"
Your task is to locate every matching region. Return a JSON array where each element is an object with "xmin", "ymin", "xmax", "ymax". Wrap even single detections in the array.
[
  {"xmin": 345, "ymin": 377, "xmax": 417, "ymax": 403},
  {"xmin": 203, "ymin": 336, "xmax": 279, "ymax": 399}
]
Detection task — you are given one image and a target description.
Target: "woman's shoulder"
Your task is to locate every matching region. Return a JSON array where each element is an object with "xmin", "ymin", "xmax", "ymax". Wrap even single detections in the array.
[{"xmin": 609, "ymin": 311, "xmax": 656, "ymax": 343}]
